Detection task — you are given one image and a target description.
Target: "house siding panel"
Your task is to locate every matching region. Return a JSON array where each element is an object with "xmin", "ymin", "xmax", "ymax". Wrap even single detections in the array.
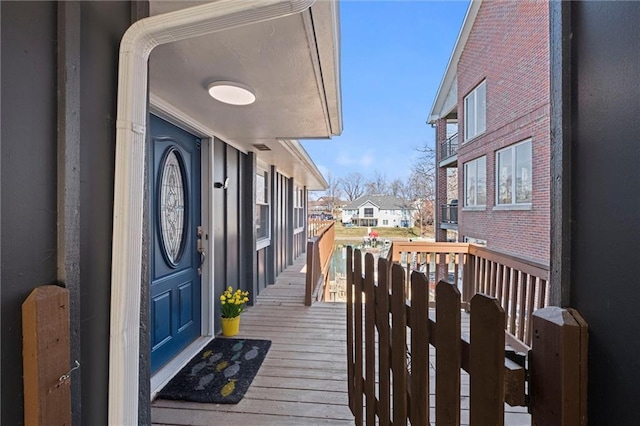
[
  {"xmin": 569, "ymin": 2, "xmax": 640, "ymax": 421},
  {"xmin": 1, "ymin": 3, "xmax": 59, "ymax": 424},
  {"xmin": 456, "ymin": 0, "xmax": 550, "ymax": 264},
  {"xmin": 212, "ymin": 139, "xmax": 227, "ymax": 332},
  {"xmin": 225, "ymin": 146, "xmax": 240, "ymax": 294},
  {"xmin": 79, "ymin": 3, "xmax": 135, "ymax": 423}
]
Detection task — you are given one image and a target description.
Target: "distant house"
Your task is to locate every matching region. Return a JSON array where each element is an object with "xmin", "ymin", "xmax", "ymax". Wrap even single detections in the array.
[
  {"xmin": 308, "ymin": 196, "xmax": 346, "ymax": 219},
  {"xmin": 342, "ymin": 195, "xmax": 413, "ymax": 227}
]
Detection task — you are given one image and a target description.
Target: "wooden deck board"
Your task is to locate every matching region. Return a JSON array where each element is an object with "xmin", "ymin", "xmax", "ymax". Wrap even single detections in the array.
[
  {"xmin": 152, "ymin": 254, "xmax": 532, "ymax": 425},
  {"xmin": 152, "ymin": 255, "xmax": 353, "ymax": 425}
]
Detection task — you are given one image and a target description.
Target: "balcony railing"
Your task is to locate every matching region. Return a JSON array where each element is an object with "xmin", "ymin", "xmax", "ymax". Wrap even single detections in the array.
[
  {"xmin": 390, "ymin": 241, "xmax": 549, "ymax": 349},
  {"xmin": 305, "ymin": 220, "xmax": 335, "ymax": 305},
  {"xmin": 441, "ymin": 202, "xmax": 458, "ymax": 224},
  {"xmin": 440, "ymin": 132, "xmax": 458, "ymax": 162},
  {"xmin": 307, "ymin": 219, "xmax": 334, "ymax": 239}
]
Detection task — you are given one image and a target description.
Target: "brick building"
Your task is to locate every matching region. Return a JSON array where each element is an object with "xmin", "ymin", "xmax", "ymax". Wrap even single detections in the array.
[{"xmin": 428, "ymin": 0, "xmax": 550, "ymax": 265}]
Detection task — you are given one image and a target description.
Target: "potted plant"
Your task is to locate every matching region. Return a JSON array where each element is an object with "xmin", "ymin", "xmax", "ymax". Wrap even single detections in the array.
[{"xmin": 220, "ymin": 286, "xmax": 250, "ymax": 337}]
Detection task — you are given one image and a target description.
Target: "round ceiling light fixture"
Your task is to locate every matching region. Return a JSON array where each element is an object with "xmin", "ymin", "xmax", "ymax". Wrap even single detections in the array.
[{"xmin": 207, "ymin": 81, "xmax": 256, "ymax": 106}]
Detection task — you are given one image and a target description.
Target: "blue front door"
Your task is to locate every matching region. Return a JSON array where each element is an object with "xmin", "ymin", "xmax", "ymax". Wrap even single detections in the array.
[{"xmin": 150, "ymin": 115, "xmax": 202, "ymax": 373}]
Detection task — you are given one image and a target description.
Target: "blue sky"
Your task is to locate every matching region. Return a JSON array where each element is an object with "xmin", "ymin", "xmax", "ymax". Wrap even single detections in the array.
[{"xmin": 302, "ymin": 0, "xmax": 469, "ymax": 183}]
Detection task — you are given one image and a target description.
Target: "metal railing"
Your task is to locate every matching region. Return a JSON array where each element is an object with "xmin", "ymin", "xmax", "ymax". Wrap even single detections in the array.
[
  {"xmin": 441, "ymin": 203, "xmax": 459, "ymax": 224},
  {"xmin": 440, "ymin": 132, "xmax": 458, "ymax": 162}
]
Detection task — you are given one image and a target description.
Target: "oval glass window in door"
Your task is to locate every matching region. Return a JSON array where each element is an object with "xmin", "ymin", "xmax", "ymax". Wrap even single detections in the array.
[{"xmin": 159, "ymin": 148, "xmax": 187, "ymax": 266}]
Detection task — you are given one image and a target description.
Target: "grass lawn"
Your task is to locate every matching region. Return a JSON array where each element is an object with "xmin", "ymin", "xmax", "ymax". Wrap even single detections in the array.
[{"xmin": 334, "ymin": 223, "xmax": 425, "ymax": 239}]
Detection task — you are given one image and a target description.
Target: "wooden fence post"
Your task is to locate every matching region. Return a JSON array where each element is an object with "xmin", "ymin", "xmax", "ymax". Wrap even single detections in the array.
[
  {"xmin": 305, "ymin": 239, "xmax": 315, "ymax": 306},
  {"xmin": 22, "ymin": 285, "xmax": 72, "ymax": 425},
  {"xmin": 363, "ymin": 253, "xmax": 376, "ymax": 425},
  {"xmin": 391, "ymin": 263, "xmax": 408, "ymax": 425},
  {"xmin": 410, "ymin": 271, "xmax": 430, "ymax": 425},
  {"xmin": 376, "ymin": 257, "xmax": 391, "ymax": 425},
  {"xmin": 529, "ymin": 307, "xmax": 588, "ymax": 426},
  {"xmin": 469, "ymin": 294, "xmax": 505, "ymax": 426},
  {"xmin": 436, "ymin": 280, "xmax": 461, "ymax": 426},
  {"xmin": 353, "ymin": 249, "xmax": 364, "ymax": 426},
  {"xmin": 346, "ymin": 246, "xmax": 354, "ymax": 412}
]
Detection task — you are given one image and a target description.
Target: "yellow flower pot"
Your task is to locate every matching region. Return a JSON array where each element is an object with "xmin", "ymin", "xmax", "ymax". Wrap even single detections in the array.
[{"xmin": 221, "ymin": 316, "xmax": 240, "ymax": 337}]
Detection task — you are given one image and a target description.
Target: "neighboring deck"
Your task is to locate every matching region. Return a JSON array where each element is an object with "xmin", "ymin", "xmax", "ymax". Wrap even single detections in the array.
[
  {"xmin": 151, "ymin": 254, "xmax": 531, "ymax": 425},
  {"xmin": 151, "ymin": 255, "xmax": 354, "ymax": 425}
]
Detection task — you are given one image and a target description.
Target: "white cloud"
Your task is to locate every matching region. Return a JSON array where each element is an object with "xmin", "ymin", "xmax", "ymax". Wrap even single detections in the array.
[{"xmin": 336, "ymin": 150, "xmax": 375, "ymax": 168}]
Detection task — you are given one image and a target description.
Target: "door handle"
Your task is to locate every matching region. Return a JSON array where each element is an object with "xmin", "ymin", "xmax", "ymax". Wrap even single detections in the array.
[{"xmin": 197, "ymin": 225, "xmax": 205, "ymax": 276}]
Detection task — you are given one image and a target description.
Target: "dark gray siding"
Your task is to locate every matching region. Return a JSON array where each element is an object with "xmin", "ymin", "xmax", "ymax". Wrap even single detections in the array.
[
  {"xmin": 79, "ymin": 2, "xmax": 135, "ymax": 424},
  {"xmin": 564, "ymin": 2, "xmax": 640, "ymax": 422},
  {"xmin": 274, "ymin": 172, "xmax": 289, "ymax": 274},
  {"xmin": 212, "ymin": 139, "xmax": 227, "ymax": 332},
  {"xmin": 1, "ymin": 3, "xmax": 58, "ymax": 424},
  {"xmin": 211, "ymin": 139, "xmax": 256, "ymax": 332},
  {"xmin": 225, "ymin": 146, "xmax": 240, "ymax": 294}
]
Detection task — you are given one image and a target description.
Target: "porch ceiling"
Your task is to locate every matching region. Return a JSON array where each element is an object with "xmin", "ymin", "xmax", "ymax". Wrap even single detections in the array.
[{"xmin": 148, "ymin": 0, "xmax": 341, "ymax": 190}]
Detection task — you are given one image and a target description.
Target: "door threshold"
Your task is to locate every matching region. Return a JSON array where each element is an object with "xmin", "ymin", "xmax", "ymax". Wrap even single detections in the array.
[{"xmin": 150, "ymin": 336, "xmax": 213, "ymax": 400}]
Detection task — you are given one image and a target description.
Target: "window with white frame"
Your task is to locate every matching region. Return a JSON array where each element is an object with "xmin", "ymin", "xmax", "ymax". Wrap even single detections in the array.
[
  {"xmin": 464, "ymin": 80, "xmax": 486, "ymax": 141},
  {"xmin": 496, "ymin": 139, "xmax": 532, "ymax": 205},
  {"xmin": 464, "ymin": 156, "xmax": 487, "ymax": 207},
  {"xmin": 294, "ymin": 186, "xmax": 304, "ymax": 229},
  {"xmin": 364, "ymin": 207, "xmax": 374, "ymax": 218},
  {"xmin": 256, "ymin": 171, "xmax": 270, "ymax": 240}
]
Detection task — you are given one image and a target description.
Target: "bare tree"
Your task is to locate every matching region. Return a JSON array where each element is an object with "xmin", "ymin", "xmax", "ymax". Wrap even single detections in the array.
[
  {"xmin": 389, "ymin": 178, "xmax": 404, "ymax": 197},
  {"xmin": 447, "ymin": 168, "xmax": 459, "ymax": 202},
  {"xmin": 365, "ymin": 170, "xmax": 389, "ymax": 195},
  {"xmin": 410, "ymin": 143, "xmax": 437, "ymax": 236},
  {"xmin": 340, "ymin": 172, "xmax": 366, "ymax": 201},
  {"xmin": 321, "ymin": 172, "xmax": 343, "ymax": 216}
]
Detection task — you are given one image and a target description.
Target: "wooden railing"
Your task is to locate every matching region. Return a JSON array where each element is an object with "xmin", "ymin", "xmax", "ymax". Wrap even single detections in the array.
[
  {"xmin": 307, "ymin": 219, "xmax": 334, "ymax": 239},
  {"xmin": 347, "ymin": 247, "xmax": 588, "ymax": 425},
  {"xmin": 305, "ymin": 221, "xmax": 335, "ymax": 306},
  {"xmin": 466, "ymin": 245, "xmax": 549, "ymax": 348},
  {"xmin": 391, "ymin": 241, "xmax": 548, "ymax": 348}
]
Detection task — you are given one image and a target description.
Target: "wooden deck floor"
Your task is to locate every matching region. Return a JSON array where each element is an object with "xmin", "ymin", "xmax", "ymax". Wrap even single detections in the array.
[
  {"xmin": 152, "ymin": 255, "xmax": 354, "ymax": 425},
  {"xmin": 152, "ymin": 254, "xmax": 531, "ymax": 425}
]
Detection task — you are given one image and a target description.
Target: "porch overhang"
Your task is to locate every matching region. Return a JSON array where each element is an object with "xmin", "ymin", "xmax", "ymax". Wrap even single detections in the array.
[{"xmin": 148, "ymin": 0, "xmax": 341, "ymax": 190}]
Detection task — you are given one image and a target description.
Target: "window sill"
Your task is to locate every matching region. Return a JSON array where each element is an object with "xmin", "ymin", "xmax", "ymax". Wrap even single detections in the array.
[
  {"xmin": 493, "ymin": 204, "xmax": 532, "ymax": 211},
  {"xmin": 256, "ymin": 238, "xmax": 271, "ymax": 251},
  {"xmin": 461, "ymin": 131, "xmax": 486, "ymax": 145},
  {"xmin": 461, "ymin": 206, "xmax": 486, "ymax": 211}
]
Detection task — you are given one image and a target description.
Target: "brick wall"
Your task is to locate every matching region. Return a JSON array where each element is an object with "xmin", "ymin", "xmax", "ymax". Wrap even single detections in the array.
[{"xmin": 456, "ymin": 0, "xmax": 550, "ymax": 264}]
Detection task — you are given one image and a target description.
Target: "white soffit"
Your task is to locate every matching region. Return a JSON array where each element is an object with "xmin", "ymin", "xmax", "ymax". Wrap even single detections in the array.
[
  {"xmin": 148, "ymin": 0, "xmax": 342, "ymax": 144},
  {"xmin": 147, "ymin": 0, "xmax": 339, "ymax": 190}
]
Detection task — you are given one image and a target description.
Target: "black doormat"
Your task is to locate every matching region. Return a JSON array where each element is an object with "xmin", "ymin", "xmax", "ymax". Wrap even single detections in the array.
[{"xmin": 157, "ymin": 338, "xmax": 271, "ymax": 404}]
